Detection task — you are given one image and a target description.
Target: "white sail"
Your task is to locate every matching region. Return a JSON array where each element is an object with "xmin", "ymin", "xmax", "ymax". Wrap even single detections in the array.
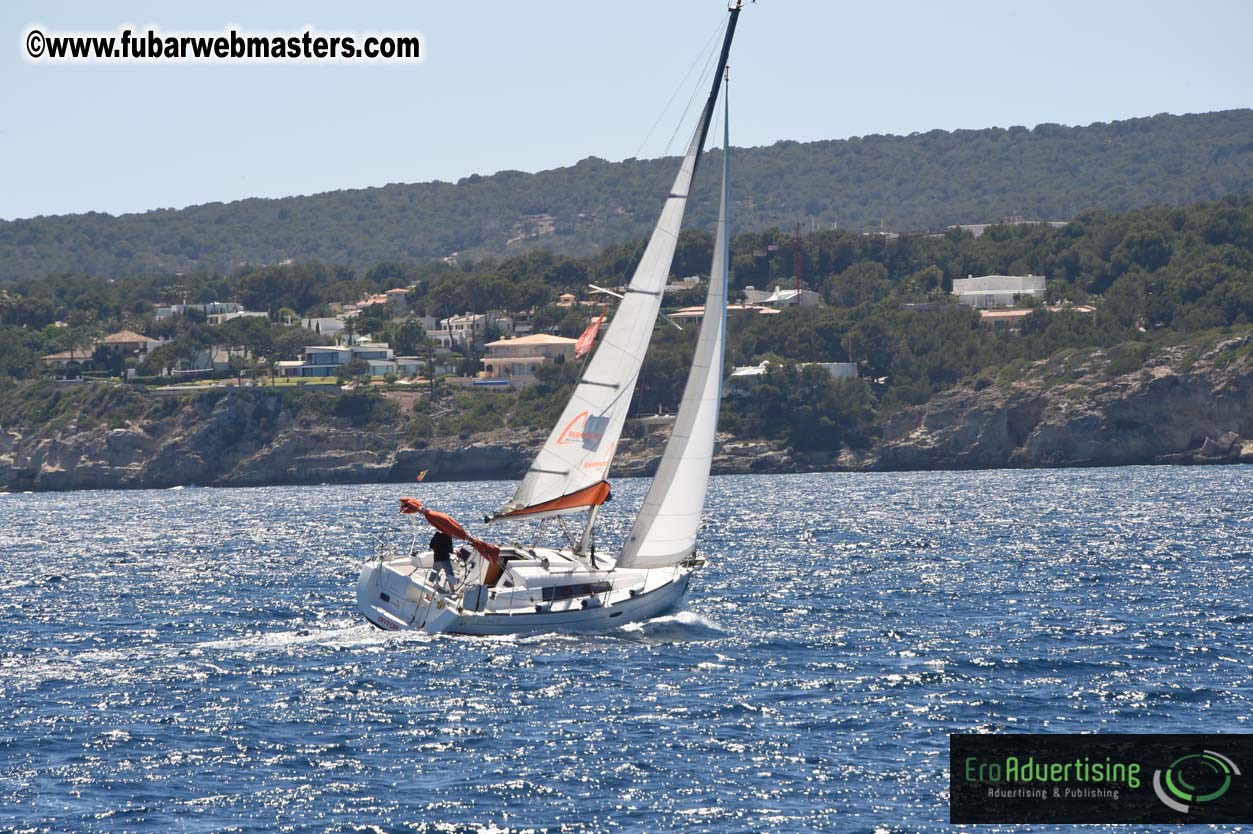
[
  {"xmin": 488, "ymin": 115, "xmax": 712, "ymax": 522},
  {"xmin": 617, "ymin": 89, "xmax": 731, "ymax": 569}
]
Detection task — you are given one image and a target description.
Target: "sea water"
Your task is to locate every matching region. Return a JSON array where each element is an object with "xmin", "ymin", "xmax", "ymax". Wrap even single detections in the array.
[{"xmin": 1, "ymin": 467, "xmax": 1250, "ymax": 833}]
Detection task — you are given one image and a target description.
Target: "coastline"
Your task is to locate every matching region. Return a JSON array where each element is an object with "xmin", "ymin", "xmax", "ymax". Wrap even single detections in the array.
[{"xmin": 4, "ymin": 330, "xmax": 1252, "ymax": 493}]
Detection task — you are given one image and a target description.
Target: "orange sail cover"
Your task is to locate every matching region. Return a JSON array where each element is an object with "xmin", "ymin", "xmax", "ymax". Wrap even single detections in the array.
[
  {"xmin": 496, "ymin": 480, "xmax": 611, "ymax": 519},
  {"xmin": 574, "ymin": 314, "xmax": 605, "ymax": 359},
  {"xmin": 399, "ymin": 498, "xmax": 500, "ymax": 563},
  {"xmin": 400, "ymin": 498, "xmax": 467, "ymax": 538}
]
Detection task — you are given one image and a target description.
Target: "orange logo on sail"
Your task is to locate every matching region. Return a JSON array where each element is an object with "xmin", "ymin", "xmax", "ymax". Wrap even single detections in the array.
[
  {"xmin": 558, "ymin": 411, "xmax": 589, "ymax": 445},
  {"xmin": 557, "ymin": 411, "xmax": 608, "ymax": 449}
]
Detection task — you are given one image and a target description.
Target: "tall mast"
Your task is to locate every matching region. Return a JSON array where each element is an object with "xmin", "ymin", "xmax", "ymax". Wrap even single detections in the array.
[
  {"xmin": 573, "ymin": 4, "xmax": 741, "ymax": 556},
  {"xmin": 488, "ymin": 3, "xmax": 743, "ymax": 526},
  {"xmin": 688, "ymin": 2, "xmax": 742, "ymax": 184}
]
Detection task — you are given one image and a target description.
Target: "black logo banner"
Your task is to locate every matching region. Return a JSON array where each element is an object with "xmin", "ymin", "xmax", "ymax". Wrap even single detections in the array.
[{"xmin": 950, "ymin": 734, "xmax": 1253, "ymax": 824}]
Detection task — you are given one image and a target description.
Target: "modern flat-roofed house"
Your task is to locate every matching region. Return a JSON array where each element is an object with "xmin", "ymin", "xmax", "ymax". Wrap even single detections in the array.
[
  {"xmin": 664, "ymin": 275, "xmax": 702, "ymax": 293},
  {"xmin": 952, "ymin": 274, "xmax": 1046, "ymax": 309},
  {"xmin": 395, "ymin": 357, "xmax": 424, "ymax": 377},
  {"xmin": 395, "ymin": 350, "xmax": 458, "ymax": 378},
  {"xmin": 724, "ymin": 359, "xmax": 857, "ymax": 396},
  {"xmin": 278, "ymin": 342, "xmax": 398, "ymax": 378},
  {"xmin": 743, "ymin": 285, "xmax": 821, "ymax": 308},
  {"xmin": 351, "ymin": 342, "xmax": 393, "ymax": 362},
  {"xmin": 206, "ymin": 310, "xmax": 268, "ymax": 326},
  {"xmin": 300, "ymin": 345, "xmax": 353, "ymax": 375},
  {"xmin": 155, "ymin": 301, "xmax": 242, "ymax": 320},
  {"xmin": 365, "ymin": 358, "xmax": 398, "ymax": 377},
  {"xmin": 669, "ymin": 303, "xmax": 782, "ymax": 324},
  {"xmin": 480, "ymin": 334, "xmax": 577, "ymax": 388}
]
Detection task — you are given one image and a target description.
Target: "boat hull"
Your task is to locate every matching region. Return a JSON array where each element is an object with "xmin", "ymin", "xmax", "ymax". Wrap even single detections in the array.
[{"xmin": 356, "ymin": 556, "xmax": 691, "ymax": 636}]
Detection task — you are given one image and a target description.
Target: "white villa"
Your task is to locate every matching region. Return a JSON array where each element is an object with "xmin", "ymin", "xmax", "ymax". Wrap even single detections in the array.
[
  {"xmin": 724, "ymin": 360, "xmax": 857, "ymax": 395},
  {"xmin": 154, "ymin": 302, "xmax": 266, "ymax": 325},
  {"xmin": 743, "ymin": 285, "xmax": 822, "ymax": 308},
  {"xmin": 426, "ymin": 311, "xmax": 514, "ymax": 349},
  {"xmin": 208, "ymin": 310, "xmax": 267, "ymax": 326},
  {"xmin": 155, "ymin": 301, "xmax": 242, "ymax": 320},
  {"xmin": 278, "ymin": 343, "xmax": 396, "ymax": 378},
  {"xmin": 276, "ymin": 341, "xmax": 457, "ymax": 380},
  {"xmin": 951, "ymin": 274, "xmax": 1046, "ymax": 309},
  {"xmin": 668, "ymin": 303, "xmax": 782, "ymax": 324}
]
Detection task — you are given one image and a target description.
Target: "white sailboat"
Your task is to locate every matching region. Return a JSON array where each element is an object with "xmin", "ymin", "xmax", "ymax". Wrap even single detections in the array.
[{"xmin": 355, "ymin": 3, "xmax": 742, "ymax": 635}]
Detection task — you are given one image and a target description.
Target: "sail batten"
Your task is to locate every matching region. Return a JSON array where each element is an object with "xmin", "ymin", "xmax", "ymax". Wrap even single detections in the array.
[
  {"xmin": 616, "ymin": 77, "xmax": 733, "ymax": 570},
  {"xmin": 488, "ymin": 14, "xmax": 739, "ymax": 524}
]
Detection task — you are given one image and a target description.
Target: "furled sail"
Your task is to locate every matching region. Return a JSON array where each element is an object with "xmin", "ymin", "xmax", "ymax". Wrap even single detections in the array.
[
  {"xmin": 488, "ymin": 10, "xmax": 740, "ymax": 523},
  {"xmin": 616, "ymin": 83, "xmax": 732, "ymax": 570}
]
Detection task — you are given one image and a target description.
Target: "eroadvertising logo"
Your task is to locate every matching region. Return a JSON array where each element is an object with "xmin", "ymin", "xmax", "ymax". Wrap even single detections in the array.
[
  {"xmin": 950, "ymin": 734, "xmax": 1253, "ymax": 824},
  {"xmin": 1152, "ymin": 750, "xmax": 1241, "ymax": 814}
]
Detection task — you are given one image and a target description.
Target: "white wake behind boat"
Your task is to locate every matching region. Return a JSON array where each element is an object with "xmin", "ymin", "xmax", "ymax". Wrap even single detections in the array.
[{"xmin": 356, "ymin": 3, "xmax": 743, "ymax": 636}]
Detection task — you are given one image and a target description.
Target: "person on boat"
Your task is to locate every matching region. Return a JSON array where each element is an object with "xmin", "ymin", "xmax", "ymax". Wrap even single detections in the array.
[{"xmin": 429, "ymin": 530, "xmax": 456, "ymax": 591}]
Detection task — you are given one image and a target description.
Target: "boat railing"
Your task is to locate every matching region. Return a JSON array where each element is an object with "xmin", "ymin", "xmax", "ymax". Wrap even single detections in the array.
[{"xmin": 370, "ymin": 532, "xmax": 400, "ymax": 564}]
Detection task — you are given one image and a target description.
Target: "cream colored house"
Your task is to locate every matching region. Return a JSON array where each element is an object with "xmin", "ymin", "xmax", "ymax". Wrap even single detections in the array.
[{"xmin": 481, "ymin": 334, "xmax": 577, "ymax": 388}]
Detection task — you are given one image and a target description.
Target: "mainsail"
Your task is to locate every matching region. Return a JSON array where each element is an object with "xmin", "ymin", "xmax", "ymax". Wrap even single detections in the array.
[
  {"xmin": 617, "ymin": 79, "xmax": 732, "ymax": 570},
  {"xmin": 488, "ymin": 8, "xmax": 740, "ymax": 523}
]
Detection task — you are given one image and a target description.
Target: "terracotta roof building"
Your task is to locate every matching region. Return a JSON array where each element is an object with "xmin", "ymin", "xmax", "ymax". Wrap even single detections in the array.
[{"xmin": 98, "ymin": 330, "xmax": 162, "ymax": 353}]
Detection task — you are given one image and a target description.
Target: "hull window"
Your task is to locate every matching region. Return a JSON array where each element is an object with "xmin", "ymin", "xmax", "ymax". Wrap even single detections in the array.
[{"xmin": 541, "ymin": 581, "xmax": 612, "ymax": 602}]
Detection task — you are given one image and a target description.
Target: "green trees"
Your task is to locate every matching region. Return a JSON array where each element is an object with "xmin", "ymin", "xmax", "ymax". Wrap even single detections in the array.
[
  {"xmin": 0, "ymin": 327, "xmax": 40, "ymax": 379},
  {"xmin": 4, "ymin": 193, "xmax": 1253, "ymax": 460},
  {"xmin": 337, "ymin": 357, "xmax": 371, "ymax": 385},
  {"xmin": 236, "ymin": 262, "xmax": 352, "ymax": 315},
  {"xmin": 722, "ymin": 366, "xmax": 876, "ymax": 451},
  {"xmin": 3, "ymin": 110, "xmax": 1252, "ymax": 281},
  {"xmin": 384, "ymin": 318, "xmax": 429, "ymax": 356}
]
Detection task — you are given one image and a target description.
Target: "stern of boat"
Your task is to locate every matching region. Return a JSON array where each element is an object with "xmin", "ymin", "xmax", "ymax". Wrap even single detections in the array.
[{"xmin": 356, "ymin": 554, "xmax": 460, "ymax": 634}]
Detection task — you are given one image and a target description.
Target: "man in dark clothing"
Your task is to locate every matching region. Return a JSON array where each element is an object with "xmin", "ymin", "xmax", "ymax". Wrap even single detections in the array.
[{"xmin": 429, "ymin": 531, "xmax": 456, "ymax": 591}]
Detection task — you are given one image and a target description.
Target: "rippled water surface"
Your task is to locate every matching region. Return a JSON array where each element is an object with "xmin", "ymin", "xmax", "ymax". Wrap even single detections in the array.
[{"xmin": 2, "ymin": 467, "xmax": 1252, "ymax": 833}]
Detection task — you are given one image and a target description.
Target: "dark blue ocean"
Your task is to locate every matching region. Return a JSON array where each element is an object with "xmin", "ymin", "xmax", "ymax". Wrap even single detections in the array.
[{"xmin": 2, "ymin": 467, "xmax": 1251, "ymax": 833}]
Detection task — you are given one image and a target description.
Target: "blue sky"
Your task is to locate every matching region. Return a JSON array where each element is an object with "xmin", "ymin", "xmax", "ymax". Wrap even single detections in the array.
[{"xmin": 3, "ymin": 0, "xmax": 1250, "ymax": 221}]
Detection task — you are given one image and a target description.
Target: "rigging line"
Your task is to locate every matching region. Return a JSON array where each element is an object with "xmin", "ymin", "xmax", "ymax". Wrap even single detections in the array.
[
  {"xmin": 556, "ymin": 515, "xmax": 577, "ymax": 550},
  {"xmin": 660, "ymin": 19, "xmax": 726, "ymax": 159},
  {"xmin": 632, "ymin": 17, "xmax": 726, "ymax": 162}
]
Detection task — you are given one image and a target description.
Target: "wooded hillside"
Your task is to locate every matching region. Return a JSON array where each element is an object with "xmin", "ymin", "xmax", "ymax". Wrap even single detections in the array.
[{"xmin": 2, "ymin": 109, "xmax": 1250, "ymax": 281}]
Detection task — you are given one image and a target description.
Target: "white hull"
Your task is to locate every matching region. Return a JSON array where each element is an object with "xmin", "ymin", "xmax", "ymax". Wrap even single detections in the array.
[{"xmin": 356, "ymin": 547, "xmax": 694, "ymax": 636}]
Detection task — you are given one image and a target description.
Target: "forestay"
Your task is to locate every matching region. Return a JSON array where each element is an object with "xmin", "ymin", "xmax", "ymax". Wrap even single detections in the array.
[{"xmin": 617, "ymin": 86, "xmax": 732, "ymax": 569}]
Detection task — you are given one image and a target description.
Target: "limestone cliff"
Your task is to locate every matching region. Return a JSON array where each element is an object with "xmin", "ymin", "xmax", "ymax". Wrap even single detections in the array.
[
  {"xmin": 3, "ymin": 332, "xmax": 1252, "ymax": 492},
  {"xmin": 870, "ymin": 333, "xmax": 1253, "ymax": 470},
  {"xmin": 0, "ymin": 386, "xmax": 803, "ymax": 492}
]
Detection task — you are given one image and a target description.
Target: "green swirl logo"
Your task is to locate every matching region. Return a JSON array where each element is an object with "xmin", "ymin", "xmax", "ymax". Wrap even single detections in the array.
[{"xmin": 1153, "ymin": 751, "xmax": 1241, "ymax": 814}]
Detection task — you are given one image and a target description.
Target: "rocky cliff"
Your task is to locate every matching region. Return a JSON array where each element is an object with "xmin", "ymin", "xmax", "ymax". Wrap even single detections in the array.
[
  {"xmin": 0, "ymin": 385, "xmax": 802, "ymax": 492},
  {"xmin": 869, "ymin": 333, "xmax": 1253, "ymax": 470},
  {"xmin": 3, "ymin": 332, "xmax": 1252, "ymax": 492}
]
